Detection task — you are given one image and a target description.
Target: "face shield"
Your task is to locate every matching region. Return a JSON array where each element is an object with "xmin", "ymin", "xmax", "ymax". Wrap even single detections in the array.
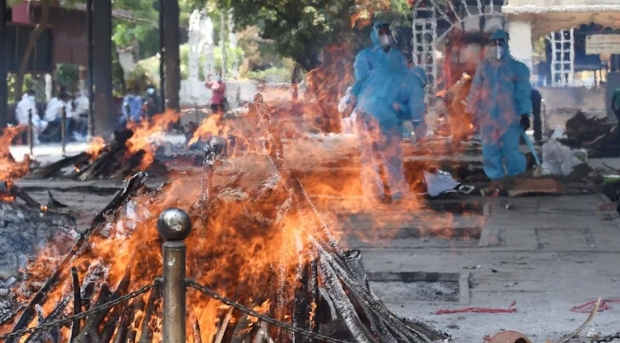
[{"xmin": 488, "ymin": 40, "xmax": 506, "ymax": 61}]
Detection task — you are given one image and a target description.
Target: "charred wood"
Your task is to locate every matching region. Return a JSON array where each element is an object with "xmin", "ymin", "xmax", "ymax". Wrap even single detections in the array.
[
  {"xmin": 6, "ymin": 174, "xmax": 147, "ymax": 342},
  {"xmin": 72, "ymin": 283, "xmax": 113, "ymax": 343},
  {"xmin": 214, "ymin": 307, "xmax": 234, "ymax": 343},
  {"xmin": 47, "ymin": 190, "xmax": 68, "ymax": 209},
  {"xmin": 230, "ymin": 314, "xmax": 252, "ymax": 343},
  {"xmin": 138, "ymin": 282, "xmax": 161, "ymax": 343},
  {"xmin": 70, "ymin": 267, "xmax": 82, "ymax": 342},
  {"xmin": 192, "ymin": 319, "xmax": 203, "ymax": 343},
  {"xmin": 26, "ymin": 152, "xmax": 91, "ymax": 179}
]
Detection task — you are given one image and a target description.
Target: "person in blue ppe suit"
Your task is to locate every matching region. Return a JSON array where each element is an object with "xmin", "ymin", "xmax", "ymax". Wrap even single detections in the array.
[
  {"xmin": 466, "ymin": 29, "xmax": 532, "ymax": 180},
  {"xmin": 404, "ymin": 66, "xmax": 428, "ymax": 140},
  {"xmin": 354, "ymin": 64, "xmax": 425, "ymax": 202},
  {"xmin": 350, "ymin": 21, "xmax": 408, "ymax": 100}
]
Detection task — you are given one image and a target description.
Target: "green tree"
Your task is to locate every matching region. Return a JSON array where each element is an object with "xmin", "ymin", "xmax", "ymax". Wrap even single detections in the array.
[{"xmin": 214, "ymin": 0, "xmax": 412, "ymax": 71}]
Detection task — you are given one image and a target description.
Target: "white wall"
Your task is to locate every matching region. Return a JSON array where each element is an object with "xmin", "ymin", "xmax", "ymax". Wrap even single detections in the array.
[{"xmin": 507, "ymin": 21, "xmax": 534, "ymax": 73}]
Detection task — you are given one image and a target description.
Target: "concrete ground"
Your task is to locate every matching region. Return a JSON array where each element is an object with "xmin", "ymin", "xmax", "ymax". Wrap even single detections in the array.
[
  {"xmin": 356, "ymin": 194, "xmax": 620, "ymax": 342},
  {"xmin": 7, "ymin": 140, "xmax": 620, "ymax": 342}
]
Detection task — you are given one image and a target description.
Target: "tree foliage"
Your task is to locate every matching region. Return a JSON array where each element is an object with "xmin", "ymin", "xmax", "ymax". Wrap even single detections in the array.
[{"xmin": 217, "ymin": 0, "xmax": 413, "ymax": 71}]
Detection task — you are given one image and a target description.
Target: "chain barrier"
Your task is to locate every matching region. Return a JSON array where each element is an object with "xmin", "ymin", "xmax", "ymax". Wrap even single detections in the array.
[
  {"xmin": 186, "ymin": 279, "xmax": 355, "ymax": 343},
  {"xmin": 588, "ymin": 332, "xmax": 620, "ymax": 343},
  {"xmin": 0, "ymin": 280, "xmax": 159, "ymax": 341}
]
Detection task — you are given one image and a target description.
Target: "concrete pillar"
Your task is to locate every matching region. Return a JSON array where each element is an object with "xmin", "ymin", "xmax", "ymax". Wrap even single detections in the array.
[
  {"xmin": 163, "ymin": 0, "xmax": 180, "ymax": 112},
  {"xmin": 606, "ymin": 72, "xmax": 620, "ymax": 120},
  {"xmin": 0, "ymin": 0, "xmax": 7, "ymax": 128},
  {"xmin": 93, "ymin": 0, "xmax": 113, "ymax": 137},
  {"xmin": 508, "ymin": 20, "xmax": 533, "ymax": 74},
  {"xmin": 78, "ymin": 66, "xmax": 87, "ymax": 94}
]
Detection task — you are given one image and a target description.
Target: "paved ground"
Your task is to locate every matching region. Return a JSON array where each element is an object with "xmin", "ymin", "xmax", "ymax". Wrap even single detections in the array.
[{"xmin": 358, "ymin": 194, "xmax": 620, "ymax": 342}]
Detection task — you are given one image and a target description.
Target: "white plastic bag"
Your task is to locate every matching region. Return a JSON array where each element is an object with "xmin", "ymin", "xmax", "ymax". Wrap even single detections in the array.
[
  {"xmin": 423, "ymin": 171, "xmax": 460, "ymax": 197},
  {"xmin": 541, "ymin": 128, "xmax": 584, "ymax": 176}
]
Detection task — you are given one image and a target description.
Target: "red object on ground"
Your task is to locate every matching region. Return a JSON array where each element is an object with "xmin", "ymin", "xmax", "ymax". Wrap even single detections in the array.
[
  {"xmin": 571, "ymin": 299, "xmax": 620, "ymax": 313},
  {"xmin": 434, "ymin": 301, "xmax": 517, "ymax": 315}
]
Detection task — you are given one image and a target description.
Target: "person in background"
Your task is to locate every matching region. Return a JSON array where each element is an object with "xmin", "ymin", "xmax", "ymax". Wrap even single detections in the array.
[
  {"xmin": 349, "ymin": 21, "xmax": 407, "ymax": 103},
  {"xmin": 530, "ymin": 88, "xmax": 543, "ymax": 143},
  {"xmin": 120, "ymin": 88, "xmax": 143, "ymax": 126},
  {"xmin": 44, "ymin": 86, "xmax": 66, "ymax": 119},
  {"xmin": 354, "ymin": 63, "xmax": 424, "ymax": 203},
  {"xmin": 15, "ymin": 90, "xmax": 48, "ymax": 145},
  {"xmin": 73, "ymin": 91, "xmax": 90, "ymax": 141},
  {"xmin": 206, "ymin": 74, "xmax": 227, "ymax": 114},
  {"xmin": 142, "ymin": 85, "xmax": 160, "ymax": 120},
  {"xmin": 44, "ymin": 92, "xmax": 78, "ymax": 141},
  {"xmin": 466, "ymin": 29, "xmax": 532, "ymax": 180},
  {"xmin": 405, "ymin": 65, "xmax": 428, "ymax": 141},
  {"xmin": 611, "ymin": 87, "xmax": 620, "ymax": 123}
]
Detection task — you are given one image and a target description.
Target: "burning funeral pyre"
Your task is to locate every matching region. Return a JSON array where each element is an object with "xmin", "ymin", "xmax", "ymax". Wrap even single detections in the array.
[
  {"xmin": 0, "ymin": 94, "xmax": 450, "ymax": 343},
  {"xmin": 26, "ymin": 112, "xmax": 181, "ymax": 181}
]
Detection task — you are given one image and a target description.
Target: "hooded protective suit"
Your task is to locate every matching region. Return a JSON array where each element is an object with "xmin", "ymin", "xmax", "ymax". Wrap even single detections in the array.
[
  {"xmin": 355, "ymin": 64, "xmax": 424, "ymax": 201},
  {"xmin": 351, "ymin": 21, "xmax": 408, "ymax": 98},
  {"xmin": 15, "ymin": 94, "xmax": 48, "ymax": 145},
  {"xmin": 466, "ymin": 29, "xmax": 532, "ymax": 180}
]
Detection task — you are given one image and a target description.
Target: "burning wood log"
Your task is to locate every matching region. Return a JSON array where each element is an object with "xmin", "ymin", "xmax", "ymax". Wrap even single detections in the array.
[{"xmin": 26, "ymin": 129, "xmax": 169, "ymax": 180}]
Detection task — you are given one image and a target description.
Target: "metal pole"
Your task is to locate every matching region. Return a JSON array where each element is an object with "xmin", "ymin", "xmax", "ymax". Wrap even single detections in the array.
[
  {"xmin": 0, "ymin": 0, "xmax": 8, "ymax": 129},
  {"xmin": 86, "ymin": 0, "xmax": 94, "ymax": 139},
  {"xmin": 61, "ymin": 106, "xmax": 67, "ymax": 154},
  {"xmin": 157, "ymin": 208, "xmax": 192, "ymax": 343},
  {"xmin": 158, "ymin": 0, "xmax": 166, "ymax": 113},
  {"xmin": 27, "ymin": 108, "xmax": 33, "ymax": 156}
]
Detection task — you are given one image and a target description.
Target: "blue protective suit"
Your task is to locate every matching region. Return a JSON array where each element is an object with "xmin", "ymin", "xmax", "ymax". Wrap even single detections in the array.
[
  {"xmin": 351, "ymin": 22, "xmax": 408, "ymax": 98},
  {"xmin": 354, "ymin": 65, "xmax": 425, "ymax": 201},
  {"xmin": 466, "ymin": 30, "xmax": 532, "ymax": 180}
]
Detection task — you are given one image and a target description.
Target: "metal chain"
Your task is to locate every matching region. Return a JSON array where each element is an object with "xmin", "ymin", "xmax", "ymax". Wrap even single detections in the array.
[
  {"xmin": 186, "ymin": 279, "xmax": 354, "ymax": 343},
  {"xmin": 589, "ymin": 332, "xmax": 620, "ymax": 343},
  {"xmin": 0, "ymin": 280, "xmax": 160, "ymax": 340}
]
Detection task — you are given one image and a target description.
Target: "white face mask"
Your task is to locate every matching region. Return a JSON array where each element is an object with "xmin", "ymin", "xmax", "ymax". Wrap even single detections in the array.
[
  {"xmin": 379, "ymin": 35, "xmax": 394, "ymax": 49},
  {"xmin": 28, "ymin": 96, "xmax": 35, "ymax": 103},
  {"xmin": 489, "ymin": 46, "xmax": 504, "ymax": 60}
]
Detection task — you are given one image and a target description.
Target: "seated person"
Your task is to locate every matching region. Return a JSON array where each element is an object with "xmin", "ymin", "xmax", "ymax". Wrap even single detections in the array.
[
  {"xmin": 118, "ymin": 88, "xmax": 143, "ymax": 127},
  {"xmin": 44, "ymin": 92, "xmax": 78, "ymax": 142},
  {"xmin": 15, "ymin": 90, "xmax": 48, "ymax": 145},
  {"xmin": 72, "ymin": 91, "xmax": 90, "ymax": 141}
]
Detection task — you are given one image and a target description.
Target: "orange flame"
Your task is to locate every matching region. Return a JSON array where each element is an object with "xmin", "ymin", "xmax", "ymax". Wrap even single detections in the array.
[
  {"xmin": 86, "ymin": 136, "xmax": 106, "ymax": 161},
  {"xmin": 0, "ymin": 126, "xmax": 30, "ymax": 183},
  {"xmin": 126, "ymin": 110, "xmax": 181, "ymax": 170}
]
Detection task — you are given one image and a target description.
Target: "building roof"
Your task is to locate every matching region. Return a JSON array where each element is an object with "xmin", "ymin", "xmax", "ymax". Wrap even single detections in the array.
[{"xmin": 502, "ymin": 1, "xmax": 620, "ymax": 38}]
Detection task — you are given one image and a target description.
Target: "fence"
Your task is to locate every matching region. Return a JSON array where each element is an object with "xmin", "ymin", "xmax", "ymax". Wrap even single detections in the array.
[{"xmin": 0, "ymin": 208, "xmax": 352, "ymax": 343}]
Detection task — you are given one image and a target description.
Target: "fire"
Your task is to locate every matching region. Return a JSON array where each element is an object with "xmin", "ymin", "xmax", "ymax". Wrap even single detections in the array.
[
  {"xmin": 86, "ymin": 136, "xmax": 106, "ymax": 161},
  {"xmin": 0, "ymin": 127, "xmax": 30, "ymax": 183},
  {"xmin": 305, "ymin": 44, "xmax": 355, "ymax": 134},
  {"xmin": 187, "ymin": 114, "xmax": 230, "ymax": 146},
  {"xmin": 126, "ymin": 110, "xmax": 181, "ymax": 170}
]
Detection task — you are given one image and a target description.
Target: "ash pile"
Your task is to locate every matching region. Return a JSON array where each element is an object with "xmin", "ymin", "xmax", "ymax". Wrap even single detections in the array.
[{"xmin": 0, "ymin": 189, "xmax": 77, "ymax": 322}]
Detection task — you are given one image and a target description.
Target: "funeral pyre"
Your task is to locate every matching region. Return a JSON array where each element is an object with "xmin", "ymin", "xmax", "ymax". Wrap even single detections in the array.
[
  {"xmin": 0, "ymin": 95, "xmax": 452, "ymax": 343},
  {"xmin": 26, "ymin": 112, "xmax": 180, "ymax": 181}
]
